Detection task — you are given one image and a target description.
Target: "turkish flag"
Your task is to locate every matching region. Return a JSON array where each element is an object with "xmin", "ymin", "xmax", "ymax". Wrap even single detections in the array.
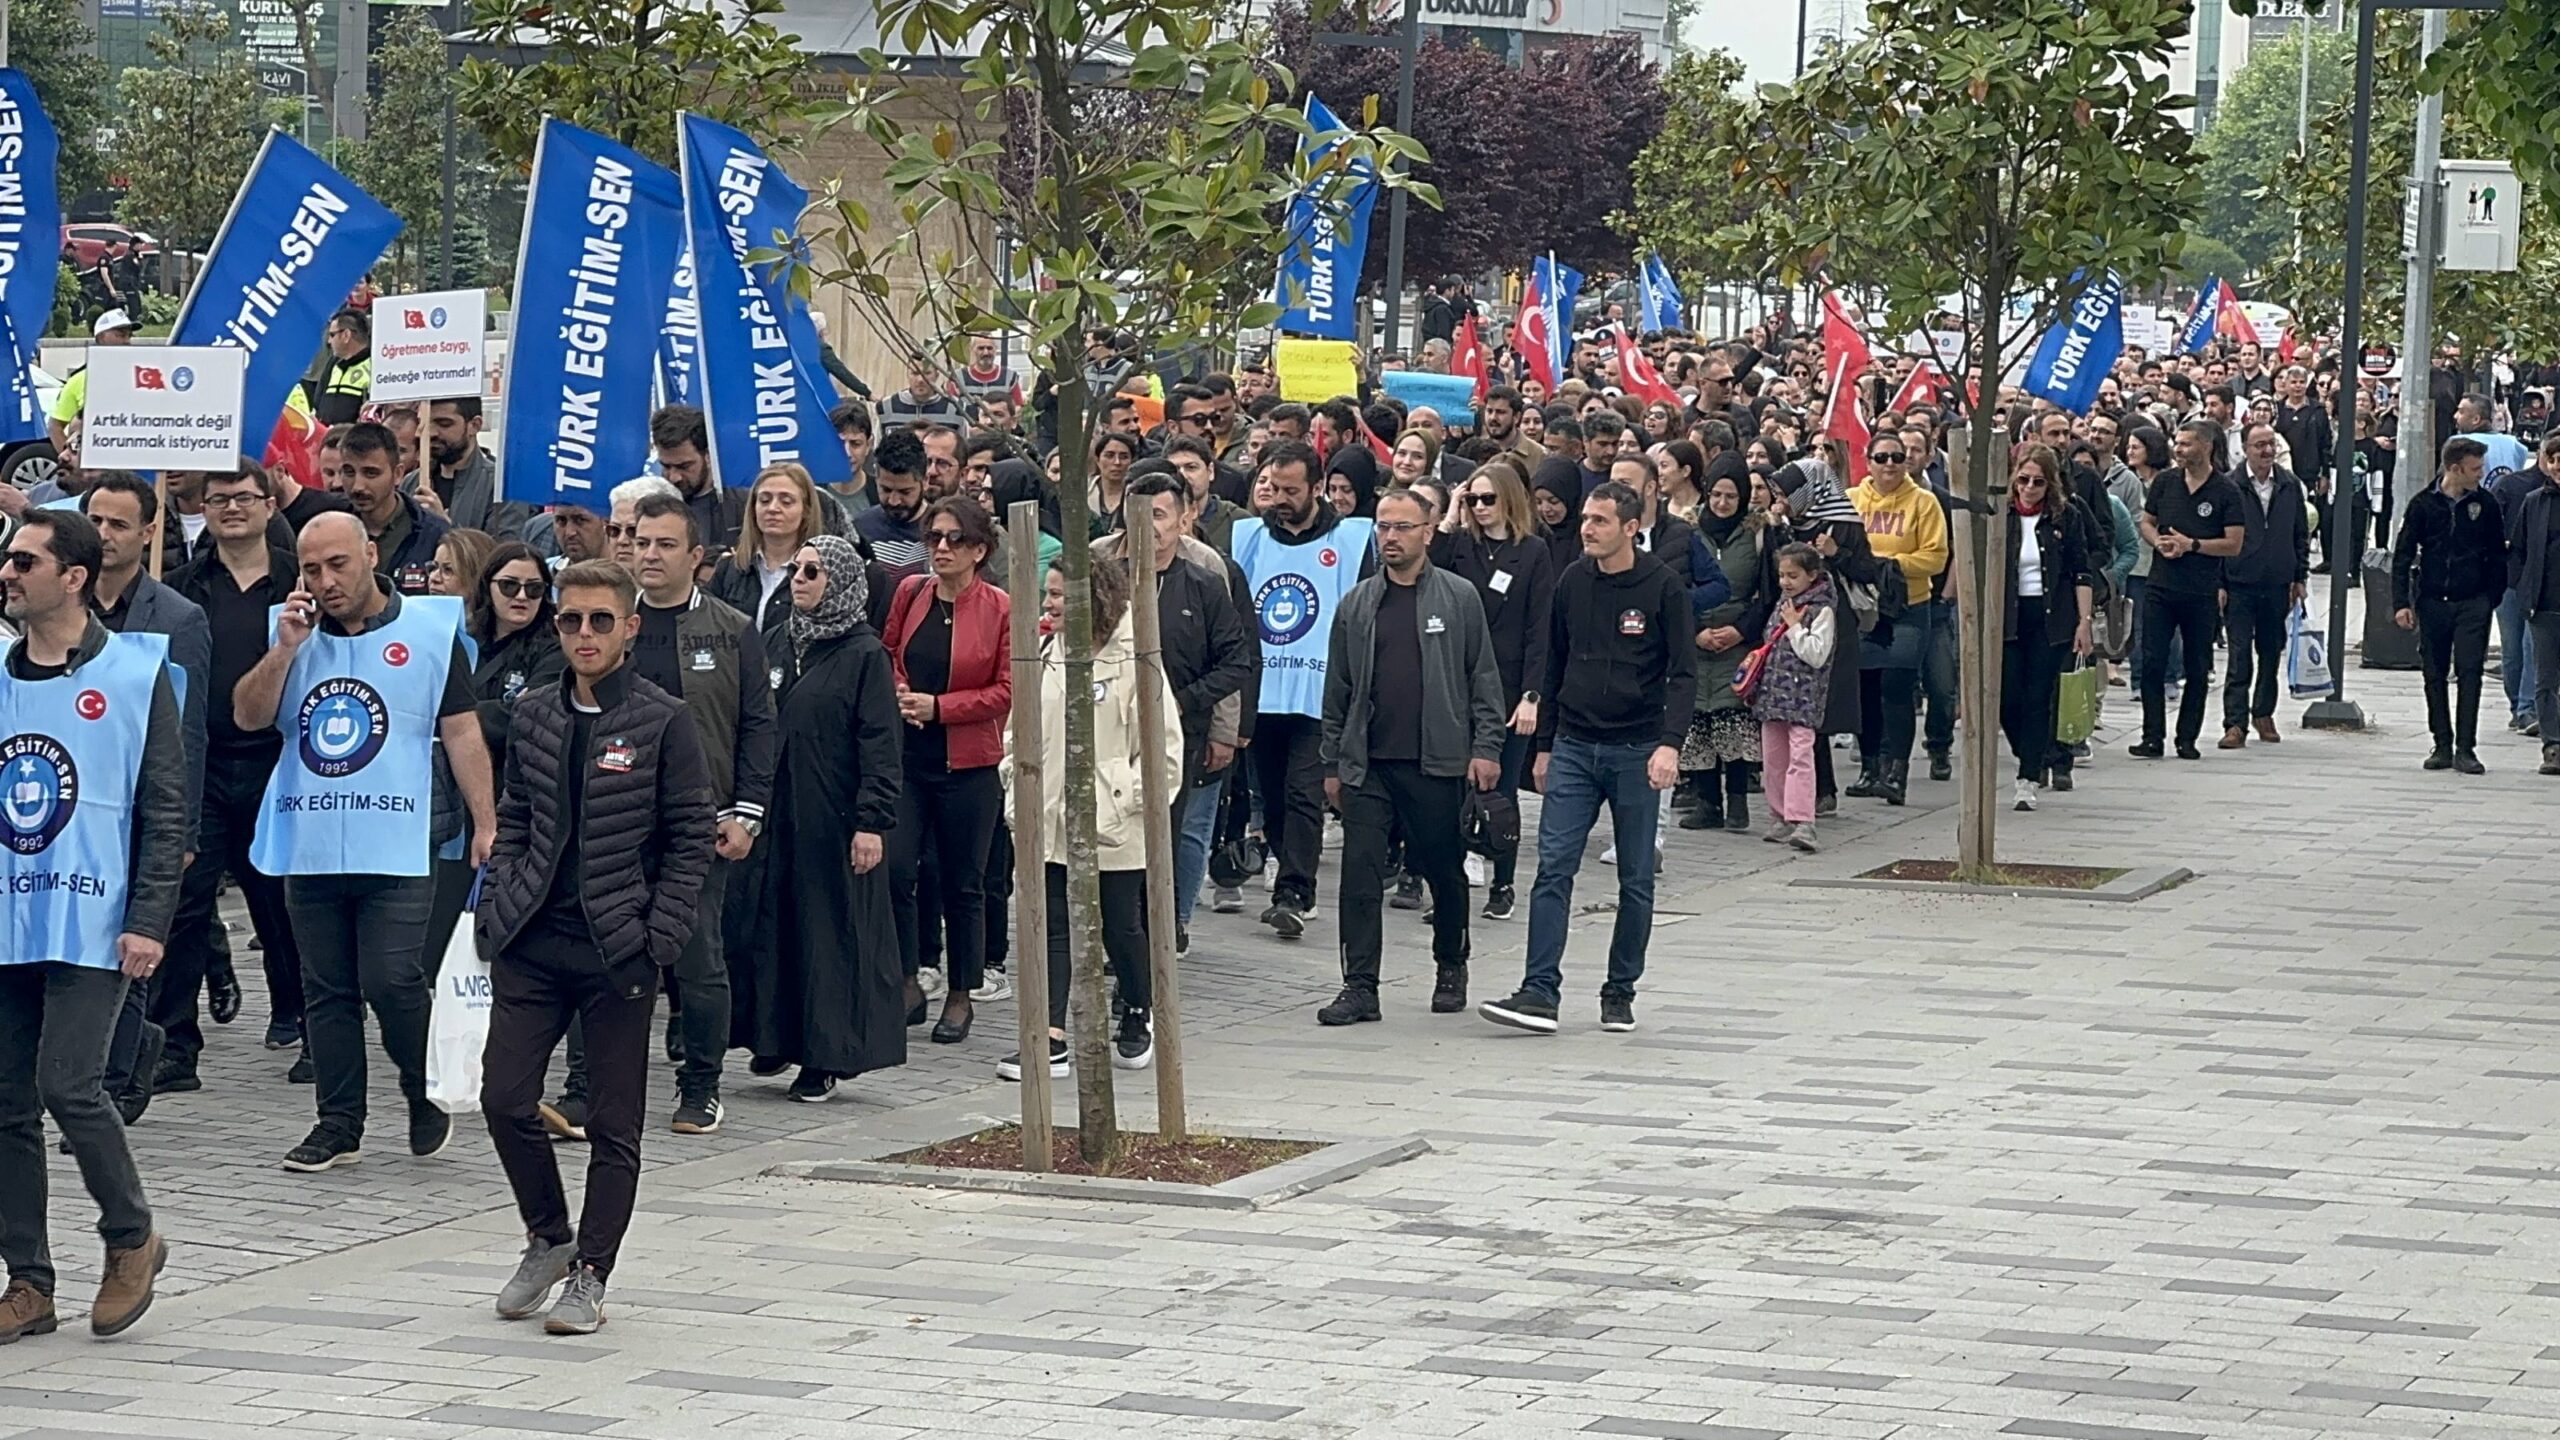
[
  {"xmin": 404, "ymin": 309, "xmax": 427, "ymax": 329},
  {"xmin": 1820, "ymin": 292, "xmax": 1874, "ymax": 483},
  {"xmin": 1452, "ymin": 312, "xmax": 1490, "ymax": 402},
  {"xmin": 1613, "ymin": 326, "xmax": 1680, "ymax": 409},
  {"xmin": 2215, "ymin": 282, "xmax": 2261, "ymax": 346},
  {"xmin": 133, "ymin": 366, "xmax": 166, "ymax": 390},
  {"xmin": 1885, "ymin": 359, "xmax": 1947, "ymax": 415},
  {"xmin": 1516, "ymin": 271, "xmax": 1557, "ymax": 394}
]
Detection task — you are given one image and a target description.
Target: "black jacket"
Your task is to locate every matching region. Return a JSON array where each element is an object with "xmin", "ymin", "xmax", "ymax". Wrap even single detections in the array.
[
  {"xmin": 2275, "ymin": 400, "xmax": 2335, "ymax": 490},
  {"xmin": 2393, "ymin": 483, "xmax": 2508, "ymax": 607},
  {"xmin": 1537, "ymin": 551, "xmax": 1697, "ymax": 751},
  {"xmin": 2223, "ymin": 466, "xmax": 2313, "ymax": 590},
  {"xmin": 1153, "ymin": 551, "xmax": 1255, "ymax": 770},
  {"xmin": 1435, "ymin": 529, "xmax": 1556, "ymax": 706},
  {"xmin": 469, "ymin": 621, "xmax": 567, "ymax": 780},
  {"xmin": 2003, "ymin": 505, "xmax": 2095, "ymax": 648},
  {"xmin": 2509, "ymin": 478, "xmax": 2560, "ymax": 618},
  {"xmin": 479, "ymin": 664, "xmax": 717, "ymax": 985}
]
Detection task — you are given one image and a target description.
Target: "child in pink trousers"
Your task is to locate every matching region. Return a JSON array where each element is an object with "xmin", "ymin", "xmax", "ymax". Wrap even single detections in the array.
[{"xmin": 1748, "ymin": 543, "xmax": 1839, "ymax": 852}]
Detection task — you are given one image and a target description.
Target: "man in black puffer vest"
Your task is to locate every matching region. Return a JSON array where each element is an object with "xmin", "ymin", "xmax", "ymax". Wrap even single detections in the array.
[{"xmin": 475, "ymin": 560, "xmax": 715, "ymax": 1337}]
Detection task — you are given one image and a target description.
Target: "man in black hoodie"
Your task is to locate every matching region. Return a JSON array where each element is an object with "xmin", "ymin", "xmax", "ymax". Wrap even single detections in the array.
[
  {"xmin": 1480, "ymin": 480, "xmax": 1694, "ymax": 1038},
  {"xmin": 2393, "ymin": 436, "xmax": 2507, "ymax": 773}
]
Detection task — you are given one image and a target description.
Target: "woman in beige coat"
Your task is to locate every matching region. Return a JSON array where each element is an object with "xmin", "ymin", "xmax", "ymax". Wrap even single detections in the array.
[{"xmin": 998, "ymin": 555, "xmax": 1187, "ymax": 1080}]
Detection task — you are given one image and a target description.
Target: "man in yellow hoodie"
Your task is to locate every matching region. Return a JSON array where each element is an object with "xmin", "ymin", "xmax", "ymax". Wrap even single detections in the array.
[{"xmin": 1847, "ymin": 446, "xmax": 1950, "ymax": 804}]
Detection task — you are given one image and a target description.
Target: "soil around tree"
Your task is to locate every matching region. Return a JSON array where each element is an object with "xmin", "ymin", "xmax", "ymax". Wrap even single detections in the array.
[
  {"xmin": 890, "ymin": 1125, "xmax": 1323, "ymax": 1184},
  {"xmin": 1859, "ymin": 860, "xmax": 2129, "ymax": 889}
]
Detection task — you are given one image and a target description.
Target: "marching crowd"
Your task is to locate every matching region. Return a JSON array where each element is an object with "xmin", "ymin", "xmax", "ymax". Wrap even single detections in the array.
[{"xmin": 7, "ymin": 297, "xmax": 2560, "ymax": 1341}]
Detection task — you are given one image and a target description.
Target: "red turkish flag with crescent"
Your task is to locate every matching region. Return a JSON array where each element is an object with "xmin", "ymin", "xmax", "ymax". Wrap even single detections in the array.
[
  {"xmin": 1516, "ymin": 271, "xmax": 1558, "ymax": 394},
  {"xmin": 1452, "ymin": 312, "xmax": 1490, "ymax": 403},
  {"xmin": 1820, "ymin": 292, "xmax": 1875, "ymax": 483},
  {"xmin": 1613, "ymin": 326, "xmax": 1681, "ymax": 409},
  {"xmin": 1885, "ymin": 359, "xmax": 1947, "ymax": 416}
]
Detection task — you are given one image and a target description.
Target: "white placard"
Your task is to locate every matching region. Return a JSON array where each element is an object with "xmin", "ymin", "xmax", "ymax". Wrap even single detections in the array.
[
  {"xmin": 81, "ymin": 345, "xmax": 247, "ymax": 471},
  {"xmin": 371, "ymin": 288, "xmax": 490, "ymax": 403},
  {"xmin": 2121, "ymin": 308, "xmax": 2172, "ymax": 357}
]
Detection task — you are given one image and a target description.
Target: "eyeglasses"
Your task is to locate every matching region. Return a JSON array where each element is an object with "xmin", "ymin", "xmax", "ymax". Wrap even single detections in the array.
[
  {"xmin": 926, "ymin": 530, "xmax": 971, "ymax": 549},
  {"xmin": 554, "ymin": 610, "xmax": 622, "ymax": 635},
  {"xmin": 1176, "ymin": 412, "xmax": 1211, "ymax": 426},
  {"xmin": 1375, "ymin": 520, "xmax": 1425, "ymax": 536},
  {"xmin": 1, "ymin": 551, "xmax": 40, "ymax": 574},
  {"xmin": 492, "ymin": 577, "xmax": 545, "ymax": 600},
  {"xmin": 605, "ymin": 523, "xmax": 635, "ymax": 539},
  {"xmin": 430, "ymin": 561, "xmax": 458, "ymax": 578},
  {"xmin": 792, "ymin": 561, "xmax": 827, "ymax": 582},
  {"xmin": 1465, "ymin": 493, "xmax": 1499, "ymax": 507},
  {"xmin": 1868, "ymin": 451, "xmax": 1907, "ymax": 464},
  {"xmin": 203, "ymin": 492, "xmax": 266, "ymax": 510}
]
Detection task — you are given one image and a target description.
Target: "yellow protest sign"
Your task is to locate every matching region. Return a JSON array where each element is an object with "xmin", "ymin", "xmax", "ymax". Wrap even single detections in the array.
[{"xmin": 1273, "ymin": 336, "xmax": 1359, "ymax": 402}]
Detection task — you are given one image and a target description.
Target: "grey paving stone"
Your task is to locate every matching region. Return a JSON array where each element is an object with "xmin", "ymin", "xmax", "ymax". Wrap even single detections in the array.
[
  {"xmin": 1946, "ymin": 1252, "xmax": 2114, "ymax": 1274},
  {"xmin": 1707, "ymin": 1363, "xmax": 1899, "ymax": 1391},
  {"xmin": 824, "ymin": 1277, "xmax": 1009, "ymax": 1305},
  {"xmin": 423, "ymin": 1335, "xmax": 614, "ymax": 1362},
  {"xmin": 1999, "ymin": 1372, "xmax": 2197, "ymax": 1402},
  {"xmin": 225, "ymin": 1305, "xmax": 415, "ymax": 1329},
  {"xmin": 1102, "ymin": 1392, "xmax": 1301, "ymax": 1421},
  {"xmin": 0, "ymin": 1387, "xmax": 129, "ymax": 1413},
  {"xmin": 169, "ymin": 1348, "xmax": 363, "ymax": 1375},
  {"xmin": 2000, "ymin": 1421, "xmax": 2204, "ymax": 1440},
  {"xmin": 2157, "ymin": 1190, "xmax": 2325, "ymax": 1211},
  {"xmin": 2137, "ymin": 1242, "xmax": 2305, "ymax": 1264},
  {"xmin": 633, "ymin": 1369, "xmax": 828, "ymax": 1399},
  {"xmin": 413, "ymin": 1404, "xmax": 615, "ymax": 1433},
  {"xmin": 2295, "ymin": 1383, "xmax": 2492, "ymax": 1412},
  {"xmin": 2334, "ymin": 1234, "xmax": 2500, "ymax": 1256},
  {"xmin": 1581, "ymin": 1420, "xmax": 1788, "ymax": 1440},
  {"xmin": 955, "ymin": 1333, "xmax": 1143, "ymax": 1361},
  {"xmin": 2164, "ymin": 1278, "xmax": 2342, "ymax": 1303},
  {"xmin": 1752, "ymin": 1299, "xmax": 1932, "ymax": 1324},
  {"xmin": 1415, "ymin": 1355, "xmax": 1606, "ymax": 1383},
  {"xmin": 1981, "ymin": 1198, "xmax": 2137, "ymax": 1219},
  {"xmin": 1169, "ymin": 1228, "xmax": 1343, "ymax": 1251},
  {"xmin": 2293, "ymin": 1313, "xmax": 2478, "ymax": 1339},
  {"xmin": 1981, "ymin": 1330, "xmax": 2166, "ymax": 1355}
]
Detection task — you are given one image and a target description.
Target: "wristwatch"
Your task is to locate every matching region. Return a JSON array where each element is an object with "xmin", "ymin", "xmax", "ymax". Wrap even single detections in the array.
[
  {"xmin": 1520, "ymin": 692, "xmax": 1542, "ymax": 707},
  {"xmin": 733, "ymin": 816, "xmax": 763, "ymax": 840}
]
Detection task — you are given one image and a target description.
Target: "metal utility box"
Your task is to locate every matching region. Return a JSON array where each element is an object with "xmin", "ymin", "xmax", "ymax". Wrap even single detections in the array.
[{"xmin": 2439, "ymin": 160, "xmax": 2521, "ymax": 273}]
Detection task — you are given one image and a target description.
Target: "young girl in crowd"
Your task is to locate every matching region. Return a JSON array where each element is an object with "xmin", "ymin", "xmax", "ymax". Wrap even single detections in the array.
[{"xmin": 1751, "ymin": 542, "xmax": 1838, "ymax": 853}]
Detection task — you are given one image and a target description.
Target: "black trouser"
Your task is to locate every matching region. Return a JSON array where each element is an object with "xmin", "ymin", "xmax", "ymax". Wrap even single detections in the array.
[
  {"xmin": 1489, "ymin": 731, "xmax": 1534, "ymax": 890},
  {"xmin": 2138, "ymin": 585, "xmax": 2221, "ymax": 746},
  {"xmin": 156, "ymin": 748, "xmax": 301, "ymax": 1065},
  {"xmin": 1339, "ymin": 762, "xmax": 1470, "ymax": 991},
  {"xmin": 888, "ymin": 765, "xmax": 1001, "ymax": 992},
  {"xmin": 481, "ymin": 944, "xmax": 653, "ymax": 1279},
  {"xmin": 0, "ymin": 964, "xmax": 151, "ymax": 1296},
  {"xmin": 2000, "ymin": 596, "xmax": 2069, "ymax": 782},
  {"xmin": 561, "ymin": 858, "xmax": 728, "ymax": 1103},
  {"xmin": 1044, "ymin": 863, "xmax": 1147, "ymax": 1031},
  {"xmin": 287, "ymin": 872, "xmax": 434, "ymax": 1145},
  {"xmin": 2416, "ymin": 594, "xmax": 2495, "ymax": 750},
  {"xmin": 2221, "ymin": 582, "xmax": 2290, "ymax": 728},
  {"xmin": 1856, "ymin": 666, "xmax": 1919, "ymax": 767},
  {"xmin": 1251, "ymin": 712, "xmax": 1327, "ymax": 906}
]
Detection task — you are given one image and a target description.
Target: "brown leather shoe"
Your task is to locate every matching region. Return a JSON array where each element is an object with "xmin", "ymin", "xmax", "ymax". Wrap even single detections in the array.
[
  {"xmin": 91, "ymin": 1232, "xmax": 165, "ymax": 1338},
  {"xmin": 2218, "ymin": 727, "xmax": 2247, "ymax": 750},
  {"xmin": 2254, "ymin": 717, "xmax": 2281, "ymax": 744},
  {"xmin": 0, "ymin": 1278, "xmax": 56, "ymax": 1343}
]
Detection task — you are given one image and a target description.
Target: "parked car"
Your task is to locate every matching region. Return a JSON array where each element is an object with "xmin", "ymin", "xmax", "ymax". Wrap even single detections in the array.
[
  {"xmin": 60, "ymin": 222, "xmax": 161, "ymax": 271},
  {"xmin": 2, "ymin": 367, "xmax": 68, "ymax": 493}
]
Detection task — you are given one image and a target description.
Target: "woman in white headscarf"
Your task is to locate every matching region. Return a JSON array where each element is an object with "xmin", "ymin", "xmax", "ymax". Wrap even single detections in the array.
[{"xmin": 738, "ymin": 536, "xmax": 907, "ymax": 1104}]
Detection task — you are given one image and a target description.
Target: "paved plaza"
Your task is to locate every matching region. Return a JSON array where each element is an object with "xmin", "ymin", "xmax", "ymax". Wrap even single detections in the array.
[{"xmin": 7, "ymin": 588, "xmax": 2559, "ymax": 1440}]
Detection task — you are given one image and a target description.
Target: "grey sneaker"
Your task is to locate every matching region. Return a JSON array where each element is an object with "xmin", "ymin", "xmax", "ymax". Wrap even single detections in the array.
[
  {"xmin": 1211, "ymin": 885, "xmax": 1245, "ymax": 913},
  {"xmin": 1788, "ymin": 822, "xmax": 1820, "ymax": 853},
  {"xmin": 975, "ymin": 967, "xmax": 1014, "ymax": 1003},
  {"xmin": 544, "ymin": 1263, "xmax": 607, "ymax": 1335},
  {"xmin": 495, "ymin": 1238, "xmax": 575, "ymax": 1320}
]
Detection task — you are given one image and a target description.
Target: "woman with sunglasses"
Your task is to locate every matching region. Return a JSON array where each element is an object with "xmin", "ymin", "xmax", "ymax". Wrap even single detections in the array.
[
  {"xmin": 1432, "ymin": 465, "xmax": 1554, "ymax": 918},
  {"xmin": 711, "ymin": 463, "xmax": 828, "ymax": 632},
  {"xmin": 882, "ymin": 495, "xmax": 1012, "ymax": 1046},
  {"xmin": 466, "ymin": 542, "xmax": 565, "ymax": 781},
  {"xmin": 741, "ymin": 535, "xmax": 905, "ymax": 1103},
  {"xmin": 1845, "ymin": 438, "xmax": 1949, "ymax": 806},
  {"xmin": 1678, "ymin": 470, "xmax": 1772, "ymax": 832},
  {"xmin": 2001, "ymin": 446, "xmax": 2096, "ymax": 811}
]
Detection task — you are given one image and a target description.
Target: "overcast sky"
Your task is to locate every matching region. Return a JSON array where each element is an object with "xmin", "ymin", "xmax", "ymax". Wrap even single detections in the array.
[{"xmin": 1686, "ymin": 1, "xmax": 1866, "ymax": 84}]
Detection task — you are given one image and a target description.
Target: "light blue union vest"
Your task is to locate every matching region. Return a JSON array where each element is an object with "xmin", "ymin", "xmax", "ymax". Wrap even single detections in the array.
[
  {"xmin": 251, "ymin": 595, "xmax": 462, "ymax": 879},
  {"xmin": 0, "ymin": 633, "xmax": 169, "ymax": 971},
  {"xmin": 1232, "ymin": 515, "xmax": 1373, "ymax": 719}
]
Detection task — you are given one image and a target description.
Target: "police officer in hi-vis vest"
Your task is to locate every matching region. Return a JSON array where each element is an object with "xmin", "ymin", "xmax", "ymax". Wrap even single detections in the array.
[
  {"xmin": 0, "ymin": 510, "xmax": 188, "ymax": 1344},
  {"xmin": 234, "ymin": 512, "xmax": 497, "ymax": 1176}
]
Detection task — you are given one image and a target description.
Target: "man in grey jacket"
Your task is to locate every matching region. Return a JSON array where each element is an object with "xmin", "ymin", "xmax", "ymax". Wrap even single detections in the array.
[{"xmin": 1317, "ymin": 488, "xmax": 1505, "ymax": 1025}]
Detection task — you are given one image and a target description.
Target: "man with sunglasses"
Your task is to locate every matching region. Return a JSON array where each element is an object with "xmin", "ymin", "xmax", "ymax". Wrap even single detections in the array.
[
  {"xmin": 538, "ymin": 494, "xmax": 773, "ymax": 1140},
  {"xmin": 235, "ymin": 512, "xmax": 496, "ymax": 1174},
  {"xmin": 1, "ymin": 510, "xmax": 190, "ymax": 1345},
  {"xmin": 478, "ymin": 559, "xmax": 716, "ymax": 1336},
  {"xmin": 168, "ymin": 466, "xmax": 311, "ymax": 1072}
]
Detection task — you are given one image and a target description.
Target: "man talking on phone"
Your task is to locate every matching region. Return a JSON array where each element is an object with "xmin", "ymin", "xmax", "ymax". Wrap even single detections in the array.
[{"xmin": 233, "ymin": 513, "xmax": 497, "ymax": 1175}]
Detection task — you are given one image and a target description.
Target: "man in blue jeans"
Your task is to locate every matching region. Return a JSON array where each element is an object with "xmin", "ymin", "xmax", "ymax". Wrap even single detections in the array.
[{"xmin": 1481, "ymin": 480, "xmax": 1695, "ymax": 1036}]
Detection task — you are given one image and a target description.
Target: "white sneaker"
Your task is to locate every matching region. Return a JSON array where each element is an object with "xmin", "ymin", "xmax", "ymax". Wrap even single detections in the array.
[
  {"xmin": 2013, "ymin": 778, "xmax": 2038, "ymax": 812},
  {"xmin": 917, "ymin": 966, "xmax": 948, "ymax": 1001},
  {"xmin": 974, "ymin": 968, "xmax": 1013, "ymax": 1003},
  {"xmin": 1211, "ymin": 885, "xmax": 1244, "ymax": 914},
  {"xmin": 1601, "ymin": 843, "xmax": 1618, "ymax": 865}
]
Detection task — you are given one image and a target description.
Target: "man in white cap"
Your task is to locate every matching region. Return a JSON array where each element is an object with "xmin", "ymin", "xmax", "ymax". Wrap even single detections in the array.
[{"xmin": 45, "ymin": 311, "xmax": 140, "ymax": 453}]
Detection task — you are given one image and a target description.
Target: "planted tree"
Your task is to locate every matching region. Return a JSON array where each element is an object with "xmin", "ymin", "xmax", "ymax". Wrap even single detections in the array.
[
  {"xmin": 456, "ymin": 0, "xmax": 813, "ymax": 169},
  {"xmin": 112, "ymin": 2, "xmax": 295, "ymax": 252},
  {"xmin": 804, "ymin": 0, "xmax": 1428, "ymax": 1167},
  {"xmin": 1672, "ymin": 0, "xmax": 2200, "ymax": 880},
  {"xmin": 13, "ymin": 0, "xmax": 110, "ymax": 199}
]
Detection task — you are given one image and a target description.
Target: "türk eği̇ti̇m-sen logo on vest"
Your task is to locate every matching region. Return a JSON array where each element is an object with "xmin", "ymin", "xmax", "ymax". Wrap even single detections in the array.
[
  {"xmin": 299, "ymin": 679, "xmax": 392, "ymax": 779},
  {"xmin": 0, "ymin": 734, "xmax": 81, "ymax": 856}
]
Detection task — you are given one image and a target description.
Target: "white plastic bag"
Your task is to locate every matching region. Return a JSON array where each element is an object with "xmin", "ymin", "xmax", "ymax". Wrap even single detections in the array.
[
  {"xmin": 426, "ymin": 898, "xmax": 491, "ymax": 1115},
  {"xmin": 2286, "ymin": 602, "xmax": 2335, "ymax": 700}
]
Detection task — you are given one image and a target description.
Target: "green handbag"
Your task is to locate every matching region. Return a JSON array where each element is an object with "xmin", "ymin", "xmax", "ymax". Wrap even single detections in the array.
[{"xmin": 2054, "ymin": 660, "xmax": 2101, "ymax": 746}]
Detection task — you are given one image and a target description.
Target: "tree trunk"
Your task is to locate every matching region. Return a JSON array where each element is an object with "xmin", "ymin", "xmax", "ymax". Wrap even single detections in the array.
[
  {"xmin": 1004, "ymin": 504, "xmax": 1055, "ymax": 1172},
  {"xmin": 1035, "ymin": 34, "xmax": 1115, "ymax": 1167},
  {"xmin": 1124, "ymin": 519, "xmax": 1187, "ymax": 1139},
  {"xmin": 1952, "ymin": 314, "xmax": 2010, "ymax": 883}
]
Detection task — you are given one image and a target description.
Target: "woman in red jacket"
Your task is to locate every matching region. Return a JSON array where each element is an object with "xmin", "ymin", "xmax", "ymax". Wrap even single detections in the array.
[{"xmin": 884, "ymin": 495, "xmax": 1013, "ymax": 1043}]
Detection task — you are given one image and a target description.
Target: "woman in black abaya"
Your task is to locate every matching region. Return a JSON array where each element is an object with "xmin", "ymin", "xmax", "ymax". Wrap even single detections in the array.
[{"xmin": 739, "ymin": 534, "xmax": 907, "ymax": 1102}]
